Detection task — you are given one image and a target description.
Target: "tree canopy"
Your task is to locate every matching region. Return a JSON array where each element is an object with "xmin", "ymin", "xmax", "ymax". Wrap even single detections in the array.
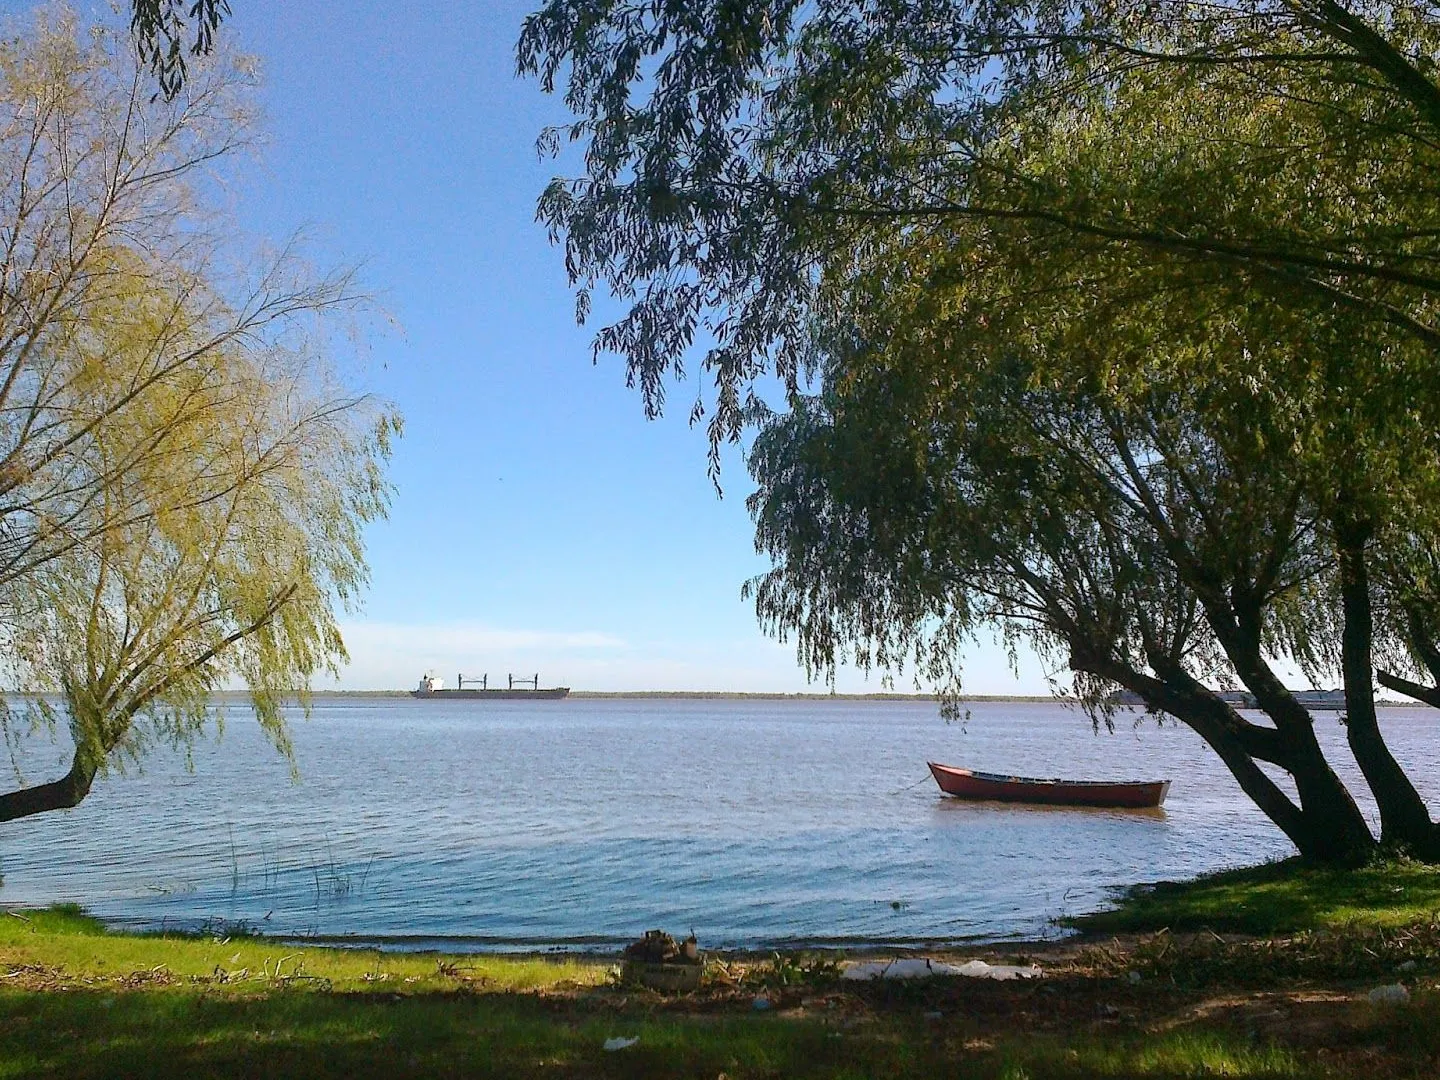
[
  {"xmin": 745, "ymin": 204, "xmax": 1435, "ymax": 860},
  {"xmin": 0, "ymin": 13, "xmax": 395, "ymax": 822},
  {"xmin": 518, "ymin": 0, "xmax": 1440, "ymax": 444},
  {"xmin": 521, "ymin": 0, "xmax": 1440, "ymax": 862}
]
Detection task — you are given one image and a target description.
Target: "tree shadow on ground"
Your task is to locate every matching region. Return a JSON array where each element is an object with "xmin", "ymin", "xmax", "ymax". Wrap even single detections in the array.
[
  {"xmin": 0, "ymin": 974, "xmax": 1432, "ymax": 1080},
  {"xmin": 1072, "ymin": 859, "xmax": 1440, "ymax": 935}
]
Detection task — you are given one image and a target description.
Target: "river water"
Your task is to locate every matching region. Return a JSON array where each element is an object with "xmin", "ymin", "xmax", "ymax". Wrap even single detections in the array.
[{"xmin": 1, "ymin": 697, "xmax": 1435, "ymax": 951}]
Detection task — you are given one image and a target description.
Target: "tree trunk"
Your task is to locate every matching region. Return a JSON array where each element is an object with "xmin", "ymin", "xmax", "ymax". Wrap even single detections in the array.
[
  {"xmin": 1169, "ymin": 574, "xmax": 1378, "ymax": 862},
  {"xmin": 1281, "ymin": 739, "xmax": 1379, "ymax": 864},
  {"xmin": 1164, "ymin": 703, "xmax": 1312, "ymax": 854},
  {"xmin": 1080, "ymin": 654, "xmax": 1375, "ymax": 864},
  {"xmin": 0, "ymin": 749, "xmax": 98, "ymax": 823},
  {"xmin": 1213, "ymin": 634, "xmax": 1376, "ymax": 864},
  {"xmin": 1337, "ymin": 526, "xmax": 1439, "ymax": 857}
]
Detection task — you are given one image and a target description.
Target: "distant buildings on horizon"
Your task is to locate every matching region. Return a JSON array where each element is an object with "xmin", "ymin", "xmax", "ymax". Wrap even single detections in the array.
[{"xmin": 1113, "ymin": 688, "xmax": 1349, "ymax": 711}]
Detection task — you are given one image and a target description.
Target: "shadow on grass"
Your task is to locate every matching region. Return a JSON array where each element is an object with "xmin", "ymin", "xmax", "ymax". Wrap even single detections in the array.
[
  {"xmin": 0, "ymin": 982, "xmax": 1428, "ymax": 1080},
  {"xmin": 1067, "ymin": 858, "xmax": 1440, "ymax": 936},
  {"xmin": 9, "ymin": 988, "xmax": 870, "ymax": 1080}
]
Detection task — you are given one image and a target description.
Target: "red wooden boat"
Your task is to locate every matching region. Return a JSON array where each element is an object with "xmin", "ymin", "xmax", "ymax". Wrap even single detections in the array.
[{"xmin": 927, "ymin": 762, "xmax": 1170, "ymax": 809}]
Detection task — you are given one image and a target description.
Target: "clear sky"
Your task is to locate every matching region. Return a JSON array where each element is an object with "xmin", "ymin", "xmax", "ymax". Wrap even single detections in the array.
[{"xmin": 27, "ymin": 0, "xmax": 1056, "ymax": 694}]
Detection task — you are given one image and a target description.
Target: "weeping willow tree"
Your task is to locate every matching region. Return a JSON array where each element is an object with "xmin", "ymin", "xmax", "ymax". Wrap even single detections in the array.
[
  {"xmin": 518, "ymin": 0, "xmax": 1440, "ymax": 457},
  {"xmin": 745, "ymin": 216, "xmax": 1440, "ymax": 862},
  {"xmin": 734, "ymin": 85, "xmax": 1440, "ymax": 859},
  {"xmin": 521, "ymin": 0, "xmax": 1440, "ymax": 862},
  {"xmin": 0, "ymin": 13, "xmax": 397, "ymax": 822}
]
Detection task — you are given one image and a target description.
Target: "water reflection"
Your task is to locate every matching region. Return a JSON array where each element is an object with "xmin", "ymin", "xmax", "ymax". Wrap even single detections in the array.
[{"xmin": 929, "ymin": 799, "xmax": 1169, "ymax": 821}]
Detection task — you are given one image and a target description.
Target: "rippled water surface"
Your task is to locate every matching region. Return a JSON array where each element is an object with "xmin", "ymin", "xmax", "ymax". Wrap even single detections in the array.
[{"xmin": 3, "ymin": 697, "xmax": 1436, "ymax": 950}]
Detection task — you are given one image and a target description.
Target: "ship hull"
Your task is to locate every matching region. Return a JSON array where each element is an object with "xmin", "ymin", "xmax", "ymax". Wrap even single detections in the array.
[{"xmin": 412, "ymin": 688, "xmax": 570, "ymax": 700}]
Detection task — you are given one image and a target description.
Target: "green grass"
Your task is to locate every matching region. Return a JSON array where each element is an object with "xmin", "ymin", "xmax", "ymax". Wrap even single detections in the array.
[
  {"xmin": 0, "ymin": 904, "xmax": 601, "ymax": 995},
  {"xmin": 0, "ymin": 988, "xmax": 884, "ymax": 1080},
  {"xmin": 1022, "ymin": 1032, "xmax": 1309, "ymax": 1078},
  {"xmin": 4, "ymin": 902, "xmax": 1439, "ymax": 1078},
  {"xmin": 0, "ymin": 985, "xmax": 1360, "ymax": 1080},
  {"xmin": 1067, "ymin": 858, "xmax": 1440, "ymax": 936}
]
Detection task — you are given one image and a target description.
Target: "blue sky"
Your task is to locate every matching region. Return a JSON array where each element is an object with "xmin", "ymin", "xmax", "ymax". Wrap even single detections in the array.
[{"xmin": 30, "ymin": 0, "xmax": 1055, "ymax": 693}]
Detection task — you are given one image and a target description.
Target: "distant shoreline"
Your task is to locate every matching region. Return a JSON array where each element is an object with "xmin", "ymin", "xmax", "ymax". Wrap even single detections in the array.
[
  {"xmin": 38, "ymin": 689, "xmax": 1434, "ymax": 706},
  {"xmin": 289, "ymin": 690, "xmax": 1068, "ymax": 702},
  {"xmin": 572, "ymin": 691, "xmax": 1063, "ymax": 701}
]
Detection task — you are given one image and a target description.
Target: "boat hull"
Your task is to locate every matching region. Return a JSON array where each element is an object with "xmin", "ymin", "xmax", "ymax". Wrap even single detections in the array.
[
  {"xmin": 412, "ymin": 688, "xmax": 570, "ymax": 700},
  {"xmin": 927, "ymin": 762, "xmax": 1169, "ymax": 808}
]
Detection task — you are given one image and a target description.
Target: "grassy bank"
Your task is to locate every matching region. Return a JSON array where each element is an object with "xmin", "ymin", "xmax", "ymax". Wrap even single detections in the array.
[
  {"xmin": 0, "ymin": 905, "xmax": 597, "ymax": 993},
  {"xmin": 1068, "ymin": 857, "xmax": 1440, "ymax": 936},
  {"xmin": 4, "ymin": 891, "xmax": 1440, "ymax": 1079}
]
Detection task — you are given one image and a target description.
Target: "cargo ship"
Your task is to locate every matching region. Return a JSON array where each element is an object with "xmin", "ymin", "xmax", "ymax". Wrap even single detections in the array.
[{"xmin": 411, "ymin": 673, "xmax": 569, "ymax": 700}]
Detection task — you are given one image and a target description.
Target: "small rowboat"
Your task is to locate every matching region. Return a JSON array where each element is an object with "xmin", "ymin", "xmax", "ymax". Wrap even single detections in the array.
[{"xmin": 927, "ymin": 762, "xmax": 1170, "ymax": 809}]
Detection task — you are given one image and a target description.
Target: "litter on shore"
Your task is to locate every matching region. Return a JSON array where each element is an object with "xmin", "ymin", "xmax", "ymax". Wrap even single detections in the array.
[{"xmin": 841, "ymin": 958, "xmax": 1042, "ymax": 981}]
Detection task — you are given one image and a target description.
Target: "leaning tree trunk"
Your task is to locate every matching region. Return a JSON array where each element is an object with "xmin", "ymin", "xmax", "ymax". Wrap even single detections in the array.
[
  {"xmin": 1279, "ymin": 734, "xmax": 1381, "ymax": 864},
  {"xmin": 1144, "ymin": 679, "xmax": 1311, "ymax": 853},
  {"xmin": 1083, "ymin": 653, "xmax": 1376, "ymax": 864},
  {"xmin": 0, "ymin": 747, "xmax": 99, "ymax": 823},
  {"xmin": 0, "ymin": 696, "xmax": 132, "ymax": 825},
  {"xmin": 1207, "ymin": 632, "xmax": 1377, "ymax": 865},
  {"xmin": 1154, "ymin": 573, "xmax": 1380, "ymax": 863}
]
